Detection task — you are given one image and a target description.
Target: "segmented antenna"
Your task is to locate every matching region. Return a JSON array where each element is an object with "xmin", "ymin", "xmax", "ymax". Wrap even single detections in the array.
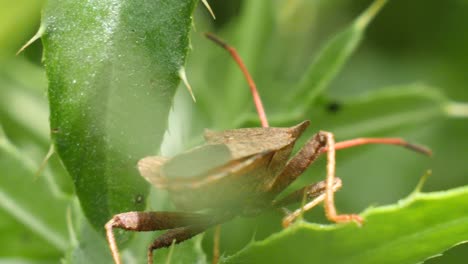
[
  {"xmin": 205, "ymin": 33, "xmax": 269, "ymax": 128},
  {"xmin": 323, "ymin": 137, "xmax": 432, "ymax": 156}
]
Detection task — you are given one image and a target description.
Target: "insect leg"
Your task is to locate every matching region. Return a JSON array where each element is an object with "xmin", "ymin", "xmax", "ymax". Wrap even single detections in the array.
[
  {"xmin": 272, "ymin": 178, "xmax": 342, "ymax": 208},
  {"xmin": 212, "ymin": 225, "xmax": 221, "ymax": 264},
  {"xmin": 268, "ymin": 132, "xmax": 328, "ymax": 195},
  {"xmin": 105, "ymin": 211, "xmax": 211, "ymax": 264},
  {"xmin": 147, "ymin": 224, "xmax": 208, "ymax": 264},
  {"xmin": 147, "ymin": 213, "xmax": 232, "ymax": 264},
  {"xmin": 322, "ymin": 131, "xmax": 363, "ymax": 225},
  {"xmin": 320, "ymin": 133, "xmax": 430, "ymax": 224},
  {"xmin": 280, "ymin": 179, "xmax": 342, "ymax": 228},
  {"xmin": 267, "ymin": 131, "xmax": 363, "ymax": 225},
  {"xmin": 268, "ymin": 130, "xmax": 431, "ymax": 225}
]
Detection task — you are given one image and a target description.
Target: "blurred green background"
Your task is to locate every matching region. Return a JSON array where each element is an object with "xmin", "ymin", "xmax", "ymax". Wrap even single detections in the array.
[{"xmin": 0, "ymin": 0, "xmax": 467, "ymax": 263}]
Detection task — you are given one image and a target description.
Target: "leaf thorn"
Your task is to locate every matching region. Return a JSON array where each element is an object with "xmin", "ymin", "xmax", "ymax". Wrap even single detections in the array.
[
  {"xmin": 17, "ymin": 24, "xmax": 45, "ymax": 55},
  {"xmin": 411, "ymin": 169, "xmax": 432, "ymax": 195},
  {"xmin": 178, "ymin": 67, "xmax": 196, "ymax": 102},
  {"xmin": 201, "ymin": 0, "xmax": 216, "ymax": 20},
  {"xmin": 34, "ymin": 144, "xmax": 55, "ymax": 180}
]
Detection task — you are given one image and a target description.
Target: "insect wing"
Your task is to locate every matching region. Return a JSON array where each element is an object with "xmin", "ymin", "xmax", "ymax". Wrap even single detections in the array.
[
  {"xmin": 138, "ymin": 143, "xmax": 235, "ymax": 187},
  {"xmin": 204, "ymin": 121, "xmax": 310, "ymax": 159},
  {"xmin": 161, "ymin": 143, "xmax": 232, "ymax": 179},
  {"xmin": 137, "ymin": 156, "xmax": 169, "ymax": 188},
  {"xmin": 167, "ymin": 151, "xmax": 276, "ymax": 211}
]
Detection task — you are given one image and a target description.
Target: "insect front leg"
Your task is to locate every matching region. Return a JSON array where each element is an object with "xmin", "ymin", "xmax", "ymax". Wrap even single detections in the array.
[
  {"xmin": 322, "ymin": 131, "xmax": 363, "ymax": 224},
  {"xmin": 276, "ymin": 178, "xmax": 342, "ymax": 227},
  {"xmin": 105, "ymin": 211, "xmax": 211, "ymax": 264},
  {"xmin": 267, "ymin": 131, "xmax": 362, "ymax": 225},
  {"xmin": 267, "ymin": 132, "xmax": 328, "ymax": 195},
  {"xmin": 272, "ymin": 178, "xmax": 342, "ymax": 208}
]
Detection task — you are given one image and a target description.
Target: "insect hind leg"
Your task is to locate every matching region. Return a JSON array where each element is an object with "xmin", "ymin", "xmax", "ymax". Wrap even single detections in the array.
[
  {"xmin": 105, "ymin": 211, "xmax": 213, "ymax": 264},
  {"xmin": 147, "ymin": 225, "xmax": 208, "ymax": 264}
]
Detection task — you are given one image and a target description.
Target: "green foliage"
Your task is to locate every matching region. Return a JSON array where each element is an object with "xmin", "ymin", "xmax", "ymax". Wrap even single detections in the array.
[
  {"xmin": 290, "ymin": 0, "xmax": 386, "ymax": 107},
  {"xmin": 1, "ymin": 0, "xmax": 467, "ymax": 263},
  {"xmin": 222, "ymin": 185, "xmax": 468, "ymax": 264},
  {"xmin": 42, "ymin": 0, "xmax": 198, "ymax": 231},
  {"xmin": 0, "ymin": 128, "xmax": 68, "ymax": 259}
]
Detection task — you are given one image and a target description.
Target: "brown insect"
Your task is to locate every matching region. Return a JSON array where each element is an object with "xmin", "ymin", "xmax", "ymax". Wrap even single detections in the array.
[{"xmin": 105, "ymin": 33, "xmax": 431, "ymax": 264}]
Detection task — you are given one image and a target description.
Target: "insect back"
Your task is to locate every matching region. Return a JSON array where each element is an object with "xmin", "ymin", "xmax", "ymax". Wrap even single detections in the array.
[{"xmin": 138, "ymin": 122, "xmax": 310, "ymax": 212}]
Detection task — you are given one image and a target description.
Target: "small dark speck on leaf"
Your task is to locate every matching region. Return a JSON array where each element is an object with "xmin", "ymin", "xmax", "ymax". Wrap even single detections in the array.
[
  {"xmin": 326, "ymin": 101, "xmax": 342, "ymax": 113},
  {"xmin": 134, "ymin": 194, "xmax": 144, "ymax": 204}
]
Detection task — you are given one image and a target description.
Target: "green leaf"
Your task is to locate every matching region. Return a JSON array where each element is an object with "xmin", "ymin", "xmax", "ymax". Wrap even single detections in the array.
[
  {"xmin": 0, "ymin": 58, "xmax": 50, "ymax": 143},
  {"xmin": 304, "ymin": 84, "xmax": 448, "ymax": 138},
  {"xmin": 64, "ymin": 218, "xmax": 112, "ymax": 264},
  {"xmin": 42, "ymin": 0, "xmax": 198, "ymax": 231},
  {"xmin": 290, "ymin": 0, "xmax": 388, "ymax": 108},
  {"xmin": 0, "ymin": 130, "xmax": 68, "ymax": 259},
  {"xmin": 0, "ymin": 259, "xmax": 56, "ymax": 264},
  {"xmin": 239, "ymin": 84, "xmax": 448, "ymax": 136},
  {"xmin": 0, "ymin": 0, "xmax": 44, "ymax": 58},
  {"xmin": 221, "ymin": 185, "xmax": 468, "ymax": 264}
]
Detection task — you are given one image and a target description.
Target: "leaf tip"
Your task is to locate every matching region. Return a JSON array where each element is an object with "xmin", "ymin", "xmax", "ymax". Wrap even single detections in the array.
[{"xmin": 354, "ymin": 0, "xmax": 388, "ymax": 30}]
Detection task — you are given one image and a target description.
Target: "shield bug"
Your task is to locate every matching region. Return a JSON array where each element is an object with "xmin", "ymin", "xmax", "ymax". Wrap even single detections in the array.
[{"xmin": 105, "ymin": 33, "xmax": 431, "ymax": 264}]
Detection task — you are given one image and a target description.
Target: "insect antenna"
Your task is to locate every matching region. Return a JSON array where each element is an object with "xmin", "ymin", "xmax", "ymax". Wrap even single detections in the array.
[
  {"xmin": 205, "ymin": 32, "xmax": 269, "ymax": 128},
  {"xmin": 324, "ymin": 137, "xmax": 432, "ymax": 156}
]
